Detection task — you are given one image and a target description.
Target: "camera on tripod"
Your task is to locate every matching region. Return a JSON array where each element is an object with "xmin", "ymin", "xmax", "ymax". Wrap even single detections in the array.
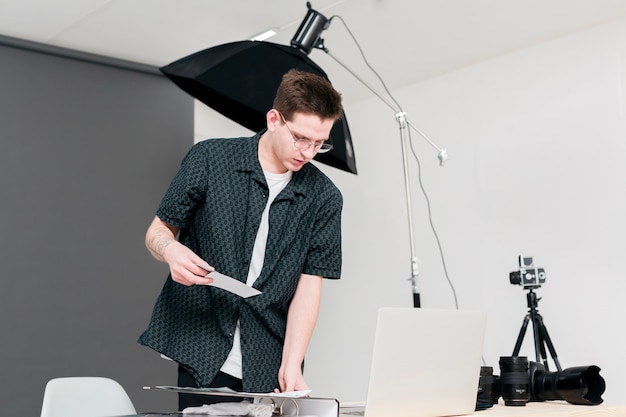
[
  {"xmin": 475, "ymin": 255, "xmax": 607, "ymax": 410},
  {"xmin": 509, "ymin": 255, "xmax": 546, "ymax": 289}
]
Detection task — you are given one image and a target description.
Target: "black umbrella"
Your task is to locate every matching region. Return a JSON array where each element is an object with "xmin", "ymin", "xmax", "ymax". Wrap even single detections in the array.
[{"xmin": 160, "ymin": 40, "xmax": 357, "ymax": 174}]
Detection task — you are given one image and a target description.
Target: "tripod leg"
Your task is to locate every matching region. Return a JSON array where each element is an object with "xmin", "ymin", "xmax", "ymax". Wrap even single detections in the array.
[
  {"xmin": 535, "ymin": 314, "xmax": 562, "ymax": 372},
  {"xmin": 513, "ymin": 314, "xmax": 531, "ymax": 356},
  {"xmin": 531, "ymin": 314, "xmax": 548, "ymax": 367}
]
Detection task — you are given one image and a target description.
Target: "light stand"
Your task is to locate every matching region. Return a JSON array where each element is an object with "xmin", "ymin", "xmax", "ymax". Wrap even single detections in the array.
[
  {"xmin": 290, "ymin": 3, "xmax": 448, "ymax": 307},
  {"xmin": 397, "ymin": 111, "xmax": 421, "ymax": 308},
  {"xmin": 329, "ymin": 54, "xmax": 448, "ymax": 307}
]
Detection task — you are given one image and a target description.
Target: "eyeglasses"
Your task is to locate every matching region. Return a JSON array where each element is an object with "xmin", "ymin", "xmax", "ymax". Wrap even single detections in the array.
[{"xmin": 278, "ymin": 112, "xmax": 334, "ymax": 154}]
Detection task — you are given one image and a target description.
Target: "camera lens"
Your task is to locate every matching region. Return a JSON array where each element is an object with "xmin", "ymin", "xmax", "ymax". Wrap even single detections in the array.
[
  {"xmin": 529, "ymin": 362, "xmax": 605, "ymax": 405},
  {"xmin": 499, "ymin": 356, "xmax": 529, "ymax": 406},
  {"xmin": 509, "ymin": 271, "xmax": 521, "ymax": 285}
]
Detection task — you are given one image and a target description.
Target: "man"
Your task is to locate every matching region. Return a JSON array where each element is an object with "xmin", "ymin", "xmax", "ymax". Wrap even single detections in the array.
[{"xmin": 138, "ymin": 69, "xmax": 343, "ymax": 410}]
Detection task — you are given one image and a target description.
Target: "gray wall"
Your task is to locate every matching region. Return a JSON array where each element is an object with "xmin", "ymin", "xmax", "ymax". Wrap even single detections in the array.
[{"xmin": 0, "ymin": 39, "xmax": 193, "ymax": 415}]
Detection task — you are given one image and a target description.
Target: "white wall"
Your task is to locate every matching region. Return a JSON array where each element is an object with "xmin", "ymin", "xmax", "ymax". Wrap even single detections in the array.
[{"xmin": 195, "ymin": 17, "xmax": 626, "ymax": 405}]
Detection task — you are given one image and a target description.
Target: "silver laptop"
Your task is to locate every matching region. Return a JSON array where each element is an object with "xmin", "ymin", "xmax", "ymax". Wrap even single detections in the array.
[{"xmin": 344, "ymin": 308, "xmax": 486, "ymax": 417}]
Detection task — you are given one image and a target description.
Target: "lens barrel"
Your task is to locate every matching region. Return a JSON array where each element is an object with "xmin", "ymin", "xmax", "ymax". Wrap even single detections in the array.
[
  {"xmin": 529, "ymin": 362, "xmax": 605, "ymax": 405},
  {"xmin": 499, "ymin": 356, "xmax": 529, "ymax": 406},
  {"xmin": 509, "ymin": 271, "xmax": 522, "ymax": 285}
]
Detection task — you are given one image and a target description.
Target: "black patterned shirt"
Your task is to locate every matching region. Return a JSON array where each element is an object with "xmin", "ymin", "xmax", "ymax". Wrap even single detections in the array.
[{"xmin": 138, "ymin": 131, "xmax": 342, "ymax": 392}]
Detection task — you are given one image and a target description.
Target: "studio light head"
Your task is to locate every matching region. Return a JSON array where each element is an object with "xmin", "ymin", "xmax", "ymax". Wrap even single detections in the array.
[{"xmin": 290, "ymin": 2, "xmax": 330, "ymax": 54}]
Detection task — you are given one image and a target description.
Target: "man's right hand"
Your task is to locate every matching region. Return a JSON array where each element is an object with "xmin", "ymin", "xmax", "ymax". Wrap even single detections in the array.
[{"xmin": 145, "ymin": 215, "xmax": 215, "ymax": 286}]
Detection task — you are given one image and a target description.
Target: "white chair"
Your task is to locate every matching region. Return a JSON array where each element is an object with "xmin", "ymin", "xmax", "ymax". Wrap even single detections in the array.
[{"xmin": 40, "ymin": 377, "xmax": 137, "ymax": 417}]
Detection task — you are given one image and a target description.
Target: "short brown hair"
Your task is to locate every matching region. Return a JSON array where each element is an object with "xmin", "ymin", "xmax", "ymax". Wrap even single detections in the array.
[{"xmin": 273, "ymin": 69, "xmax": 343, "ymax": 121}]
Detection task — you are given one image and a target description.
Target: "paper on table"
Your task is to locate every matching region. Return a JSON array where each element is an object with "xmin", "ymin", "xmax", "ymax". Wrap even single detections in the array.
[
  {"xmin": 146, "ymin": 385, "xmax": 311, "ymax": 398},
  {"xmin": 196, "ymin": 265, "xmax": 261, "ymax": 298}
]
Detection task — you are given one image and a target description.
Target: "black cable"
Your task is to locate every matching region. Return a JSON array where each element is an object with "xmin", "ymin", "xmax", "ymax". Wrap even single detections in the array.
[
  {"xmin": 328, "ymin": 15, "xmax": 404, "ymax": 113},
  {"xmin": 407, "ymin": 128, "xmax": 459, "ymax": 310}
]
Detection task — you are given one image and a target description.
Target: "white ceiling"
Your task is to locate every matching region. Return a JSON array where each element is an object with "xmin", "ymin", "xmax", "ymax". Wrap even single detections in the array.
[{"xmin": 3, "ymin": 0, "xmax": 626, "ymax": 104}]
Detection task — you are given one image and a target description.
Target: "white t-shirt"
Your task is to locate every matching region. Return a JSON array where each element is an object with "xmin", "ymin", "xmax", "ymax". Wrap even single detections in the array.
[{"xmin": 220, "ymin": 169, "xmax": 292, "ymax": 379}]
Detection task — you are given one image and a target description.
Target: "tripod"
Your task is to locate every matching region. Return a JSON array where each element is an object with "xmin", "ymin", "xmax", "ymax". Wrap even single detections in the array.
[{"xmin": 512, "ymin": 288, "xmax": 562, "ymax": 371}]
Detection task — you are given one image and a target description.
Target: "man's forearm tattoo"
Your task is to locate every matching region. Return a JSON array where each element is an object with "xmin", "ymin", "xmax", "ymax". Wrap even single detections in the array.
[{"xmin": 148, "ymin": 227, "xmax": 175, "ymax": 259}]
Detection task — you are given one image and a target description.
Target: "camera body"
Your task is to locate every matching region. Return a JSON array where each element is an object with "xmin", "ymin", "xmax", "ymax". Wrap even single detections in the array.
[{"xmin": 509, "ymin": 255, "xmax": 546, "ymax": 289}]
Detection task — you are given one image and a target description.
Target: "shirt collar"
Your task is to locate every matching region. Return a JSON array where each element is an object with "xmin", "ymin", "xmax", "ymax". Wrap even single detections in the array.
[{"xmin": 236, "ymin": 129, "xmax": 309, "ymax": 198}]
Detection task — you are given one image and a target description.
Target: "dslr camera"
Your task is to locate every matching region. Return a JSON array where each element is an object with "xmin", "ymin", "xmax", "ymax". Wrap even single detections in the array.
[
  {"xmin": 509, "ymin": 255, "xmax": 546, "ymax": 289},
  {"xmin": 477, "ymin": 358, "xmax": 606, "ymax": 408}
]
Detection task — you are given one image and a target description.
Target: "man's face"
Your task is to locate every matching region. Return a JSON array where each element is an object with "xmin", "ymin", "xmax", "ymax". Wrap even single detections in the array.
[{"xmin": 273, "ymin": 111, "xmax": 334, "ymax": 172}]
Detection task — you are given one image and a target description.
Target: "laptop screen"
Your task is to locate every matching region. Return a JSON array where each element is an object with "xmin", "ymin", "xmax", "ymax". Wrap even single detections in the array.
[{"xmin": 357, "ymin": 308, "xmax": 487, "ymax": 417}]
